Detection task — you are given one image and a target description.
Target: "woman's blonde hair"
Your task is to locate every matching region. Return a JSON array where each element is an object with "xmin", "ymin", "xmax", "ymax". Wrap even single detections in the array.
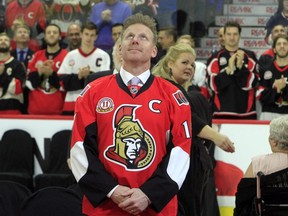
[
  {"xmin": 152, "ymin": 43, "xmax": 196, "ymax": 91},
  {"xmin": 176, "ymin": 34, "xmax": 195, "ymax": 48}
]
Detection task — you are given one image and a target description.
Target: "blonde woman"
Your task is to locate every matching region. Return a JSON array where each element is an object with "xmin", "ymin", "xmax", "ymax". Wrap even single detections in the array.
[{"xmin": 153, "ymin": 43, "xmax": 233, "ymax": 216}]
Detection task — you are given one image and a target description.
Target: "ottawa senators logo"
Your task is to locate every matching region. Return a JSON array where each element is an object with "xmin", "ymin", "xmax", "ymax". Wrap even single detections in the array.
[{"xmin": 104, "ymin": 105, "xmax": 155, "ymax": 170}]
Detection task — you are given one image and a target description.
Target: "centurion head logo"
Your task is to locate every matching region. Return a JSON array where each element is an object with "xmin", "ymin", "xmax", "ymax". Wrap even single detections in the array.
[{"xmin": 105, "ymin": 105, "xmax": 155, "ymax": 170}]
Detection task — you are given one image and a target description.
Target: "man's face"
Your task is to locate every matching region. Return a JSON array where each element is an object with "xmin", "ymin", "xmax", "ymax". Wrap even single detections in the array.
[
  {"xmin": 120, "ymin": 24, "xmax": 157, "ymax": 65},
  {"xmin": 67, "ymin": 25, "xmax": 81, "ymax": 49},
  {"xmin": 44, "ymin": 26, "xmax": 61, "ymax": 47},
  {"xmin": 157, "ymin": 30, "xmax": 172, "ymax": 50},
  {"xmin": 14, "ymin": 27, "xmax": 30, "ymax": 44},
  {"xmin": 112, "ymin": 25, "xmax": 123, "ymax": 42},
  {"xmin": 81, "ymin": 28, "xmax": 97, "ymax": 48},
  {"xmin": 271, "ymin": 25, "xmax": 286, "ymax": 41},
  {"xmin": 274, "ymin": 38, "xmax": 288, "ymax": 58},
  {"xmin": 224, "ymin": 27, "xmax": 240, "ymax": 49},
  {"xmin": 0, "ymin": 35, "xmax": 10, "ymax": 53}
]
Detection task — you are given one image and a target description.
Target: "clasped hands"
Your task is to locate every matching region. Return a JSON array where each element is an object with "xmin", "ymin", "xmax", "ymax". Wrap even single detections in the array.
[
  {"xmin": 37, "ymin": 60, "xmax": 54, "ymax": 76},
  {"xmin": 78, "ymin": 65, "xmax": 90, "ymax": 80},
  {"xmin": 226, "ymin": 50, "xmax": 245, "ymax": 75},
  {"xmin": 273, "ymin": 75, "xmax": 287, "ymax": 93},
  {"xmin": 111, "ymin": 185, "xmax": 151, "ymax": 215}
]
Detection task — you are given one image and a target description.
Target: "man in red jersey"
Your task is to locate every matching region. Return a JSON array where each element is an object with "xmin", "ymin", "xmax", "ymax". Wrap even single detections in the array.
[
  {"xmin": 258, "ymin": 24, "xmax": 287, "ymax": 71},
  {"xmin": 26, "ymin": 24, "xmax": 68, "ymax": 115},
  {"xmin": 70, "ymin": 13, "xmax": 192, "ymax": 216},
  {"xmin": 5, "ymin": 0, "xmax": 46, "ymax": 40}
]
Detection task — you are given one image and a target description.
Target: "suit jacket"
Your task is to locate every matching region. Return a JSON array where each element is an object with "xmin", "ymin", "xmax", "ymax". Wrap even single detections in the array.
[
  {"xmin": 85, "ymin": 70, "xmax": 113, "ymax": 86},
  {"xmin": 10, "ymin": 48, "xmax": 34, "ymax": 69}
]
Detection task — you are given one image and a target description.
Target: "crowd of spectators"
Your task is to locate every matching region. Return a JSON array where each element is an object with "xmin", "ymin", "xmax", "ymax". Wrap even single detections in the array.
[{"xmin": 0, "ymin": 0, "xmax": 287, "ymax": 121}]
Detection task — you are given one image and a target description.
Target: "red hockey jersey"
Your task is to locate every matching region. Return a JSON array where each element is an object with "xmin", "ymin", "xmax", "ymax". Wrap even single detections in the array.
[
  {"xmin": 70, "ymin": 74, "xmax": 192, "ymax": 216},
  {"xmin": 26, "ymin": 49, "xmax": 68, "ymax": 115}
]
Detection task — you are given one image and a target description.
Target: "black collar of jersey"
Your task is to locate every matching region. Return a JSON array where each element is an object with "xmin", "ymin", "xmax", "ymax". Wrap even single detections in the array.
[
  {"xmin": 45, "ymin": 48, "xmax": 62, "ymax": 60},
  {"xmin": 116, "ymin": 73, "xmax": 154, "ymax": 97}
]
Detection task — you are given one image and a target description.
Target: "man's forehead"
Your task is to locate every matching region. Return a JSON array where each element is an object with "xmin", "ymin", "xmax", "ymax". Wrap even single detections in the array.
[
  {"xmin": 273, "ymin": 26, "xmax": 285, "ymax": 32},
  {"xmin": 125, "ymin": 24, "xmax": 152, "ymax": 34},
  {"xmin": 0, "ymin": 36, "xmax": 10, "ymax": 41},
  {"xmin": 225, "ymin": 27, "xmax": 239, "ymax": 33}
]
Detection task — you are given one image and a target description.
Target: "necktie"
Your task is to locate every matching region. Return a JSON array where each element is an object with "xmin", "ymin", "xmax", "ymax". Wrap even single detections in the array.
[
  {"xmin": 128, "ymin": 77, "xmax": 141, "ymax": 97},
  {"xmin": 19, "ymin": 50, "xmax": 25, "ymax": 62}
]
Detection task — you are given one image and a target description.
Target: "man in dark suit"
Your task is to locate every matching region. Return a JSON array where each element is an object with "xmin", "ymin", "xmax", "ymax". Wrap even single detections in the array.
[
  {"xmin": 10, "ymin": 24, "xmax": 34, "ymax": 69},
  {"xmin": 10, "ymin": 24, "xmax": 34, "ymax": 113}
]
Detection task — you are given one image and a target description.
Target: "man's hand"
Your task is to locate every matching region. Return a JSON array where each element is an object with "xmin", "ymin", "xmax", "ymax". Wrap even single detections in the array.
[
  {"xmin": 37, "ymin": 60, "xmax": 54, "ymax": 76},
  {"xmin": 118, "ymin": 188, "xmax": 151, "ymax": 215},
  {"xmin": 235, "ymin": 50, "xmax": 244, "ymax": 69},
  {"xmin": 78, "ymin": 65, "xmax": 90, "ymax": 79},
  {"xmin": 101, "ymin": 9, "xmax": 112, "ymax": 22},
  {"xmin": 213, "ymin": 132, "xmax": 235, "ymax": 153},
  {"xmin": 273, "ymin": 75, "xmax": 287, "ymax": 93},
  {"xmin": 226, "ymin": 53, "xmax": 237, "ymax": 75},
  {"xmin": 110, "ymin": 185, "xmax": 131, "ymax": 205}
]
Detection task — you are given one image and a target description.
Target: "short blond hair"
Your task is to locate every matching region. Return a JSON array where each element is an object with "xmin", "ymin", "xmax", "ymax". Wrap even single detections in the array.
[{"xmin": 121, "ymin": 13, "xmax": 158, "ymax": 45}]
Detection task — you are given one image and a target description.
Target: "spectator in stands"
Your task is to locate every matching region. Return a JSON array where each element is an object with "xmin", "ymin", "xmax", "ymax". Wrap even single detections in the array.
[
  {"xmin": 152, "ymin": 43, "xmax": 234, "ymax": 216},
  {"xmin": 0, "ymin": 32, "xmax": 26, "ymax": 114},
  {"xmin": 89, "ymin": 0, "xmax": 132, "ymax": 51},
  {"xmin": 10, "ymin": 24, "xmax": 34, "ymax": 68},
  {"xmin": 244, "ymin": 115, "xmax": 288, "ymax": 178},
  {"xmin": 265, "ymin": 0, "xmax": 288, "ymax": 44},
  {"xmin": 107, "ymin": 23, "xmax": 123, "ymax": 69},
  {"xmin": 65, "ymin": 23, "xmax": 82, "ymax": 51},
  {"xmin": 207, "ymin": 21, "xmax": 259, "ymax": 119},
  {"xmin": 26, "ymin": 24, "xmax": 68, "ymax": 115},
  {"xmin": 49, "ymin": 0, "xmax": 91, "ymax": 38},
  {"xmin": 9, "ymin": 18, "xmax": 41, "ymax": 52},
  {"xmin": 5, "ymin": 0, "xmax": 46, "ymax": 43},
  {"xmin": 176, "ymin": 34, "xmax": 210, "ymax": 99},
  {"xmin": 151, "ymin": 27, "xmax": 177, "ymax": 67},
  {"xmin": 85, "ymin": 37, "xmax": 122, "ymax": 85},
  {"xmin": 58, "ymin": 22, "xmax": 110, "ymax": 115},
  {"xmin": 10, "ymin": 24, "xmax": 35, "ymax": 114},
  {"xmin": 257, "ymin": 35, "xmax": 288, "ymax": 120},
  {"xmin": 111, "ymin": 23, "xmax": 123, "ymax": 43},
  {"xmin": 259, "ymin": 24, "xmax": 286, "ymax": 70}
]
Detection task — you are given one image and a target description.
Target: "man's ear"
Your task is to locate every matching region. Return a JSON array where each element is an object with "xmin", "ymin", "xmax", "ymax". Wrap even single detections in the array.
[{"xmin": 151, "ymin": 45, "xmax": 157, "ymax": 58}]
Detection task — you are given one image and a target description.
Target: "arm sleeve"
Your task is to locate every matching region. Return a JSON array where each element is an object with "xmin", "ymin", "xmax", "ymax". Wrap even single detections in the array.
[
  {"xmin": 140, "ymin": 88, "xmax": 192, "ymax": 212},
  {"xmin": 70, "ymin": 87, "xmax": 118, "ymax": 207}
]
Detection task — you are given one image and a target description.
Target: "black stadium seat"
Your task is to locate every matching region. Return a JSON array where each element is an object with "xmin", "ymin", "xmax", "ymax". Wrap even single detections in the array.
[
  {"xmin": 0, "ymin": 129, "xmax": 35, "ymax": 190},
  {"xmin": 20, "ymin": 186, "xmax": 82, "ymax": 216},
  {"xmin": 34, "ymin": 130, "xmax": 76, "ymax": 190},
  {"xmin": 0, "ymin": 180, "xmax": 31, "ymax": 216}
]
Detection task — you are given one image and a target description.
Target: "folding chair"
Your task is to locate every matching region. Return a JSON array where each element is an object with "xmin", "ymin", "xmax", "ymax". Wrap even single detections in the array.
[
  {"xmin": 0, "ymin": 180, "xmax": 31, "ymax": 216},
  {"xmin": 254, "ymin": 168, "xmax": 288, "ymax": 216},
  {"xmin": 0, "ymin": 129, "xmax": 35, "ymax": 190},
  {"xmin": 34, "ymin": 130, "xmax": 76, "ymax": 190},
  {"xmin": 20, "ymin": 186, "xmax": 82, "ymax": 216}
]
